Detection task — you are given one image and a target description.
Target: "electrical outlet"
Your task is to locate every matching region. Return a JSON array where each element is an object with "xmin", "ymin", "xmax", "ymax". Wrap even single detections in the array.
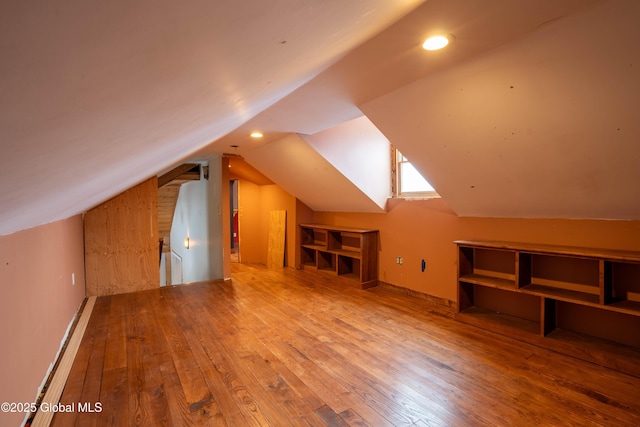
[{"xmin": 396, "ymin": 256, "xmax": 404, "ymax": 265}]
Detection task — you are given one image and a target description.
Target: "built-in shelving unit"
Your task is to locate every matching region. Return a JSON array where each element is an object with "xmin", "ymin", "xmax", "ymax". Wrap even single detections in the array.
[
  {"xmin": 299, "ymin": 224, "xmax": 378, "ymax": 289},
  {"xmin": 456, "ymin": 240, "xmax": 640, "ymax": 377}
]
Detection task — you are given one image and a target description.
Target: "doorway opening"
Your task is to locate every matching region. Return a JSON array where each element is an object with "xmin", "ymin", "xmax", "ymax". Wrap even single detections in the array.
[{"xmin": 230, "ymin": 179, "xmax": 239, "ymax": 263}]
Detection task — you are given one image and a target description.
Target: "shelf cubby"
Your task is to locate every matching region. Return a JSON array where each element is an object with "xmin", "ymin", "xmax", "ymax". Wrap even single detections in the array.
[
  {"xmin": 458, "ymin": 246, "xmax": 516, "ymax": 290},
  {"xmin": 337, "ymin": 255, "xmax": 361, "ymax": 281},
  {"xmin": 606, "ymin": 261, "xmax": 640, "ymax": 313},
  {"xmin": 317, "ymin": 251, "xmax": 336, "ymax": 273},
  {"xmin": 555, "ymin": 300, "xmax": 640, "ymax": 349},
  {"xmin": 459, "ymin": 283, "xmax": 541, "ymax": 336},
  {"xmin": 524, "ymin": 253, "xmax": 600, "ymax": 301},
  {"xmin": 300, "ymin": 246, "xmax": 316, "ymax": 268}
]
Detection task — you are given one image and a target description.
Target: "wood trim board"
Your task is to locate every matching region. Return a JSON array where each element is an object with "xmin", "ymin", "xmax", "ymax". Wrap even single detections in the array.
[{"xmin": 31, "ymin": 297, "xmax": 97, "ymax": 427}]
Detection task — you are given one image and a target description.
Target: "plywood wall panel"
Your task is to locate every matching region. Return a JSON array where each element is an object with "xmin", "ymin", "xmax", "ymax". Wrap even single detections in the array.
[
  {"xmin": 267, "ymin": 210, "xmax": 286, "ymax": 268},
  {"xmin": 158, "ymin": 184, "xmax": 181, "ymax": 240},
  {"xmin": 85, "ymin": 177, "xmax": 159, "ymax": 296}
]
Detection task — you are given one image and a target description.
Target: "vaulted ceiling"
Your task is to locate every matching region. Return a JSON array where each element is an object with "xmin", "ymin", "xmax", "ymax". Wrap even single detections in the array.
[{"xmin": 2, "ymin": 0, "xmax": 638, "ymax": 236}]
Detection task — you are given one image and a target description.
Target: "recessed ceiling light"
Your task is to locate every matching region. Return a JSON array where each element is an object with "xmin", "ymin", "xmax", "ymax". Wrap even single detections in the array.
[
  {"xmin": 422, "ymin": 35, "xmax": 451, "ymax": 51},
  {"xmin": 250, "ymin": 131, "xmax": 263, "ymax": 138}
]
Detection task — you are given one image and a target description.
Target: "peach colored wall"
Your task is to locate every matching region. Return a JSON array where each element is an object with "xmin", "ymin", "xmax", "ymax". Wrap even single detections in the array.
[
  {"xmin": 314, "ymin": 198, "xmax": 640, "ymax": 302},
  {"xmin": 236, "ymin": 182, "xmax": 300, "ymax": 267},
  {"xmin": 0, "ymin": 216, "xmax": 85, "ymax": 426}
]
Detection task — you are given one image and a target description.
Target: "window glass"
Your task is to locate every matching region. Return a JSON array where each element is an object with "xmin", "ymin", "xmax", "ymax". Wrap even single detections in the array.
[
  {"xmin": 395, "ymin": 149, "xmax": 438, "ymax": 197},
  {"xmin": 400, "ymin": 162, "xmax": 435, "ymax": 193}
]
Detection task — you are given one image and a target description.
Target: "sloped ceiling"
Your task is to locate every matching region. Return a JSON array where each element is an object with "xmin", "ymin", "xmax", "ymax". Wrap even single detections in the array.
[
  {"xmin": 3, "ymin": 0, "xmax": 635, "ymax": 235},
  {"xmin": 362, "ymin": 0, "xmax": 640, "ymax": 220},
  {"xmin": 0, "ymin": 0, "xmax": 424, "ymax": 236},
  {"xmin": 228, "ymin": 157, "xmax": 273, "ymax": 186},
  {"xmin": 197, "ymin": 0, "xmax": 603, "ymax": 155},
  {"xmin": 243, "ymin": 116, "xmax": 390, "ymax": 212},
  {"xmin": 244, "ymin": 133, "xmax": 385, "ymax": 213},
  {"xmin": 297, "ymin": 116, "xmax": 391, "ymax": 211}
]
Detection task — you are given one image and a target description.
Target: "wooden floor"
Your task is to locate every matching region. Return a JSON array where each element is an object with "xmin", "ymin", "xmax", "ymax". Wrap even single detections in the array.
[{"xmin": 51, "ymin": 265, "xmax": 640, "ymax": 426}]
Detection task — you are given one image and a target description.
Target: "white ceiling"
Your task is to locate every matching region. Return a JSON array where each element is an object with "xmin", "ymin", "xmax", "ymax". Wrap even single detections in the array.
[
  {"xmin": 4, "ymin": 0, "xmax": 637, "ymax": 236},
  {"xmin": 198, "ymin": 0, "xmax": 600, "ymax": 154},
  {"xmin": 244, "ymin": 133, "xmax": 386, "ymax": 213},
  {"xmin": 244, "ymin": 116, "xmax": 391, "ymax": 213},
  {"xmin": 363, "ymin": 0, "xmax": 640, "ymax": 219},
  {"xmin": 0, "ymin": 0, "xmax": 423, "ymax": 235}
]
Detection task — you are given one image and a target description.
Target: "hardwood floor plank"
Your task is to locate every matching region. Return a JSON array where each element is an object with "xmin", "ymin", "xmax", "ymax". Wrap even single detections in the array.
[
  {"xmin": 162, "ymin": 285, "xmax": 244, "ymax": 425},
  {"xmin": 336, "ymin": 408, "xmax": 373, "ymax": 427},
  {"xmin": 48, "ymin": 266, "xmax": 640, "ymax": 426},
  {"xmin": 103, "ymin": 294, "xmax": 127, "ymax": 371},
  {"xmin": 50, "ymin": 297, "xmax": 107, "ymax": 427},
  {"xmin": 265, "ymin": 338, "xmax": 393, "ymax": 427},
  {"xmin": 239, "ymin": 352, "xmax": 329, "ymax": 426},
  {"xmin": 74, "ymin": 296, "xmax": 109, "ymax": 427},
  {"xmin": 314, "ymin": 404, "xmax": 351, "ymax": 427},
  {"xmin": 154, "ymin": 291, "xmax": 213, "ymax": 409},
  {"xmin": 126, "ymin": 291, "xmax": 173, "ymax": 426},
  {"xmin": 99, "ymin": 367, "xmax": 129, "ymax": 426},
  {"xmin": 181, "ymin": 327, "xmax": 246, "ymax": 425},
  {"xmin": 178, "ymin": 284, "xmax": 286, "ymax": 425},
  {"xmin": 210, "ymin": 350, "xmax": 275, "ymax": 426}
]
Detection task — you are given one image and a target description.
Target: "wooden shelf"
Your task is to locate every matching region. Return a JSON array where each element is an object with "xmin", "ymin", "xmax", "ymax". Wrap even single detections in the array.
[
  {"xmin": 520, "ymin": 283, "xmax": 600, "ymax": 305},
  {"xmin": 338, "ymin": 272, "xmax": 360, "ymax": 281},
  {"xmin": 456, "ymin": 240, "xmax": 640, "ymax": 377},
  {"xmin": 302, "ymin": 244, "xmax": 327, "ymax": 251},
  {"xmin": 299, "ymin": 224, "xmax": 378, "ymax": 289},
  {"xmin": 606, "ymin": 300, "xmax": 640, "ymax": 316},
  {"xmin": 459, "ymin": 273, "xmax": 515, "ymax": 290},
  {"xmin": 330, "ymin": 249, "xmax": 362, "ymax": 258},
  {"xmin": 455, "ymin": 239, "xmax": 640, "ymax": 262}
]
